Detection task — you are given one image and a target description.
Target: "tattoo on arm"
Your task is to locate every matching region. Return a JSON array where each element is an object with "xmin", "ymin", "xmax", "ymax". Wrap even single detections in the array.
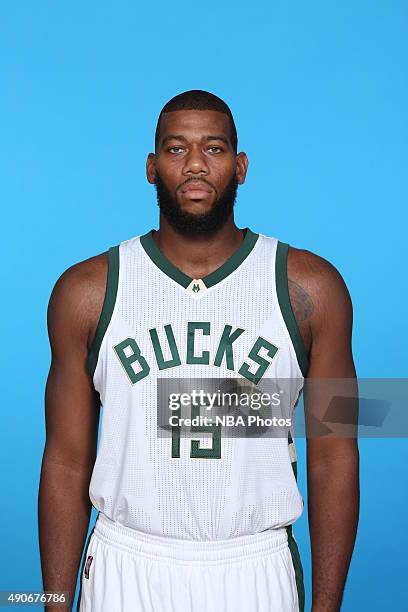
[{"xmin": 288, "ymin": 280, "xmax": 314, "ymax": 322}]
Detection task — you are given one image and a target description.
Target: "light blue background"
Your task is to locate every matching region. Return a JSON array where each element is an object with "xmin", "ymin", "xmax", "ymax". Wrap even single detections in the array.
[{"xmin": 1, "ymin": 1, "xmax": 406, "ymax": 610}]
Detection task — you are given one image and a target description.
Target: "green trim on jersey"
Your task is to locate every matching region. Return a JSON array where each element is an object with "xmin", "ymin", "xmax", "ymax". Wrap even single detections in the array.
[
  {"xmin": 287, "ymin": 429, "xmax": 304, "ymax": 611},
  {"xmin": 275, "ymin": 242, "xmax": 309, "ymax": 377},
  {"xmin": 140, "ymin": 231, "xmax": 191, "ymax": 288},
  {"xmin": 203, "ymin": 229, "xmax": 259, "ymax": 287},
  {"xmin": 139, "ymin": 228, "xmax": 259, "ymax": 289},
  {"xmin": 87, "ymin": 246, "xmax": 120, "ymax": 377},
  {"xmin": 286, "ymin": 524, "xmax": 305, "ymax": 612}
]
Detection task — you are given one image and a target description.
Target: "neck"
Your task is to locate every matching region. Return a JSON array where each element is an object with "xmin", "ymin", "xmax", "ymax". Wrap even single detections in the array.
[{"xmin": 152, "ymin": 216, "xmax": 245, "ymax": 279}]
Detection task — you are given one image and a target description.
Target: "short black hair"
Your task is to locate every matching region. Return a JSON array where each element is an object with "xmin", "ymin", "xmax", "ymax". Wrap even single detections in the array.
[{"xmin": 155, "ymin": 90, "xmax": 238, "ymax": 154}]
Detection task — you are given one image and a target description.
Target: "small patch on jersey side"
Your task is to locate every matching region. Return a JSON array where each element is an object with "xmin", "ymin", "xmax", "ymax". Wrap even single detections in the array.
[
  {"xmin": 84, "ymin": 555, "xmax": 93, "ymax": 579},
  {"xmin": 288, "ymin": 441, "xmax": 297, "ymax": 463},
  {"xmin": 186, "ymin": 278, "xmax": 206, "ymax": 296}
]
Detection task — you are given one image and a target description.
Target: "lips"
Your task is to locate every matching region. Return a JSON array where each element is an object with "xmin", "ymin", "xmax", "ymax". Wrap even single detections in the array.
[
  {"xmin": 180, "ymin": 181, "xmax": 212, "ymax": 200},
  {"xmin": 181, "ymin": 182, "xmax": 212, "ymax": 194}
]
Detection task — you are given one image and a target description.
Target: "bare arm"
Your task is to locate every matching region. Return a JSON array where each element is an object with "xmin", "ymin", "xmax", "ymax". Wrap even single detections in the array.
[
  {"xmin": 289, "ymin": 249, "xmax": 359, "ymax": 612},
  {"xmin": 38, "ymin": 255, "xmax": 106, "ymax": 610}
]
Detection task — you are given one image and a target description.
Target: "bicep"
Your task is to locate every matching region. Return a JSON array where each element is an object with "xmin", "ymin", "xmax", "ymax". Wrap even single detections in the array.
[
  {"xmin": 44, "ymin": 268, "xmax": 100, "ymax": 472},
  {"xmin": 307, "ymin": 264, "xmax": 355, "ymax": 379},
  {"xmin": 304, "ymin": 260, "xmax": 358, "ymax": 463}
]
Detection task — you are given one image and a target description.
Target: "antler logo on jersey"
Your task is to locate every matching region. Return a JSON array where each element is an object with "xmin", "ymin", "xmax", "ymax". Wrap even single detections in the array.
[
  {"xmin": 186, "ymin": 278, "xmax": 206, "ymax": 295},
  {"xmin": 113, "ymin": 322, "xmax": 279, "ymax": 386}
]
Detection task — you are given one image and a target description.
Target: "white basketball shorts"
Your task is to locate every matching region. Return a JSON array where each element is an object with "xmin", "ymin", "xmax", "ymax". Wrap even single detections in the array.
[{"xmin": 77, "ymin": 512, "xmax": 304, "ymax": 612}]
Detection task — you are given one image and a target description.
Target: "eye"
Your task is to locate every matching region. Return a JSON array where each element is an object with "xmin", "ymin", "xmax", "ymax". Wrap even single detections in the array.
[
  {"xmin": 168, "ymin": 146, "xmax": 185, "ymax": 153},
  {"xmin": 208, "ymin": 146, "xmax": 223, "ymax": 153}
]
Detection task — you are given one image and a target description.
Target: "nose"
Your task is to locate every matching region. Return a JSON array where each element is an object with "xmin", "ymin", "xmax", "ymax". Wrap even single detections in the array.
[{"xmin": 182, "ymin": 145, "xmax": 209, "ymax": 176}]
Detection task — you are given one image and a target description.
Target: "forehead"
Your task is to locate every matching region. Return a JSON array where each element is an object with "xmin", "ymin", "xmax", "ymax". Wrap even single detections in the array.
[{"xmin": 158, "ymin": 110, "xmax": 231, "ymax": 143}]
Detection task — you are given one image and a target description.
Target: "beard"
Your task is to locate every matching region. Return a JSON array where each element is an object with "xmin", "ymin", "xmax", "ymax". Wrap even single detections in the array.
[{"xmin": 154, "ymin": 172, "xmax": 239, "ymax": 238}]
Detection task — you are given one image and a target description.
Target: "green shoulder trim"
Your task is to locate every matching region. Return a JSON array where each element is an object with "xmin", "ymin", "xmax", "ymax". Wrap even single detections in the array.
[
  {"xmin": 286, "ymin": 524, "xmax": 305, "ymax": 612},
  {"xmin": 86, "ymin": 246, "xmax": 120, "ymax": 377},
  {"xmin": 275, "ymin": 241, "xmax": 309, "ymax": 377}
]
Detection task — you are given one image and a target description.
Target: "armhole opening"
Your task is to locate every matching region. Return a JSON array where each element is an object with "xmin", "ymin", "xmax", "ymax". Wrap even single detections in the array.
[
  {"xmin": 86, "ymin": 245, "xmax": 120, "ymax": 377},
  {"xmin": 275, "ymin": 241, "xmax": 309, "ymax": 378}
]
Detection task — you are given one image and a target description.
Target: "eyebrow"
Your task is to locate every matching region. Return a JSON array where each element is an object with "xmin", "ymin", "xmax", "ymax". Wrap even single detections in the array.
[
  {"xmin": 205, "ymin": 135, "xmax": 229, "ymax": 145},
  {"xmin": 161, "ymin": 134, "xmax": 230, "ymax": 146}
]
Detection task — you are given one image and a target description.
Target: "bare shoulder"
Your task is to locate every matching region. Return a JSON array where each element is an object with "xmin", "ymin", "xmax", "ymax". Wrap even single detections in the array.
[
  {"xmin": 47, "ymin": 251, "xmax": 108, "ymax": 351},
  {"xmin": 286, "ymin": 246, "xmax": 353, "ymax": 349},
  {"xmin": 287, "ymin": 245, "xmax": 352, "ymax": 299}
]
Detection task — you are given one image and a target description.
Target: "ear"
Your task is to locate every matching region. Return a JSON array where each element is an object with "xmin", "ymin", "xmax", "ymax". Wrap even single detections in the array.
[
  {"xmin": 235, "ymin": 152, "xmax": 249, "ymax": 185},
  {"xmin": 146, "ymin": 153, "xmax": 156, "ymax": 184}
]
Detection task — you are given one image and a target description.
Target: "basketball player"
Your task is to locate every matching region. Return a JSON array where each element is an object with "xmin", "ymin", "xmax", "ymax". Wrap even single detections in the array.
[{"xmin": 38, "ymin": 90, "xmax": 359, "ymax": 612}]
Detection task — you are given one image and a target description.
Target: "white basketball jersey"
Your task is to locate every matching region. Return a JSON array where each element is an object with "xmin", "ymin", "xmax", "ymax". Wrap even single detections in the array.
[{"xmin": 87, "ymin": 228, "xmax": 309, "ymax": 541}]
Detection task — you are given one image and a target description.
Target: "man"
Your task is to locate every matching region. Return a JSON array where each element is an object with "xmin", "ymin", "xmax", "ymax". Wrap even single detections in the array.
[{"xmin": 38, "ymin": 90, "xmax": 359, "ymax": 611}]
